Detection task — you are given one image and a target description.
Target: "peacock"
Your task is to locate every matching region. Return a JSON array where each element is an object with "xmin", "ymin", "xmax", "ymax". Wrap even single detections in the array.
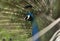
[{"xmin": 0, "ymin": 0, "xmax": 59, "ymax": 41}]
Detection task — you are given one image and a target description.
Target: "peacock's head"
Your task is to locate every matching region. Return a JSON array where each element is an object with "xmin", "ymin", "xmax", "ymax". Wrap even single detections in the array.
[
  {"xmin": 24, "ymin": 5, "xmax": 34, "ymax": 21},
  {"xmin": 25, "ymin": 13, "xmax": 34, "ymax": 21}
]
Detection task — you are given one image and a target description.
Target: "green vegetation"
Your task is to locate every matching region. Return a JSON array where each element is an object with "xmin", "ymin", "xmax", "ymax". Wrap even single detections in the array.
[{"xmin": 0, "ymin": 0, "xmax": 60, "ymax": 41}]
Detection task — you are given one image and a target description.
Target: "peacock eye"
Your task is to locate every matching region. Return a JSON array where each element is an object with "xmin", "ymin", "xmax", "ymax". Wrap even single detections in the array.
[
  {"xmin": 27, "ymin": 15, "xmax": 30, "ymax": 20},
  {"xmin": 25, "ymin": 15, "xmax": 30, "ymax": 20},
  {"xmin": 25, "ymin": 14, "xmax": 33, "ymax": 21}
]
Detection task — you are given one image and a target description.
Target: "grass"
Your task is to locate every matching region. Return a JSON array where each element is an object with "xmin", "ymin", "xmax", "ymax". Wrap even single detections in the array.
[{"xmin": 0, "ymin": 28, "xmax": 28, "ymax": 41}]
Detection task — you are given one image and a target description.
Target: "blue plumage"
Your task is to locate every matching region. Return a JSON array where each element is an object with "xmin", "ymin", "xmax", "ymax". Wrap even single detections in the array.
[{"xmin": 26, "ymin": 12, "xmax": 39, "ymax": 41}]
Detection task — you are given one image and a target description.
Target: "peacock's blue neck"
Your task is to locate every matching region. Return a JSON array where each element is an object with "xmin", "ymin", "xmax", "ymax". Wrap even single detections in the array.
[
  {"xmin": 27, "ymin": 12, "xmax": 39, "ymax": 41},
  {"xmin": 32, "ymin": 20, "xmax": 38, "ymax": 35}
]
